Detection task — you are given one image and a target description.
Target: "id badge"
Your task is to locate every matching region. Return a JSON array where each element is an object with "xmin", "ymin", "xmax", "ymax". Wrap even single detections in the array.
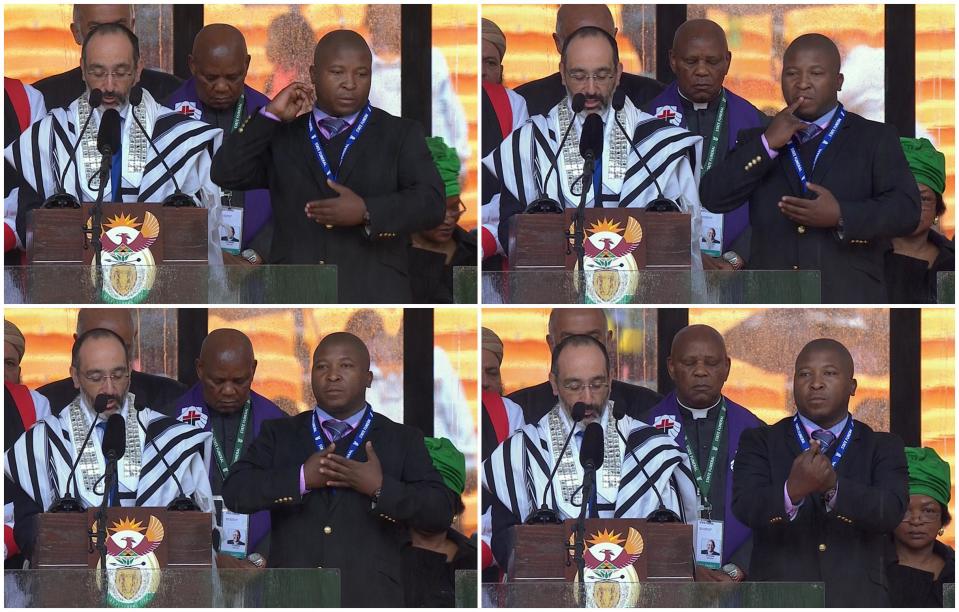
[
  {"xmin": 219, "ymin": 205, "xmax": 244, "ymax": 255},
  {"xmin": 694, "ymin": 519, "xmax": 723, "ymax": 569},
  {"xmin": 699, "ymin": 211, "xmax": 723, "ymax": 258},
  {"xmin": 221, "ymin": 510, "xmax": 251, "ymax": 558}
]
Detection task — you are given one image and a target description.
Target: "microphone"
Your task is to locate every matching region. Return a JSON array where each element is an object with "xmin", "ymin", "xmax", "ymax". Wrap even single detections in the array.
[
  {"xmin": 579, "ymin": 113, "xmax": 605, "ymax": 164},
  {"xmin": 611, "ymin": 403, "xmax": 682, "ymax": 523},
  {"xmin": 49, "ymin": 394, "xmax": 111, "ymax": 512},
  {"xmin": 579, "ymin": 422, "xmax": 604, "ymax": 470},
  {"xmin": 128, "ymin": 85, "xmax": 196, "ymax": 207},
  {"xmin": 94, "ymin": 108, "xmax": 122, "ymax": 188},
  {"xmin": 525, "ymin": 93, "xmax": 587, "ymax": 214},
  {"xmin": 524, "ymin": 402, "xmax": 587, "ymax": 524},
  {"xmin": 611, "ymin": 87, "xmax": 679, "ymax": 212},
  {"xmin": 102, "ymin": 413, "xmax": 126, "ymax": 460},
  {"xmin": 43, "ymin": 89, "xmax": 103, "ymax": 209},
  {"xmin": 133, "ymin": 404, "xmax": 199, "ymax": 511}
]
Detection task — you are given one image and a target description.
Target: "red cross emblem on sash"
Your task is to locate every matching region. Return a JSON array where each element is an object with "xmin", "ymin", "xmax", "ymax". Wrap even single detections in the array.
[
  {"xmin": 177, "ymin": 406, "xmax": 207, "ymax": 428},
  {"xmin": 656, "ymin": 417, "xmax": 675, "ymax": 432}
]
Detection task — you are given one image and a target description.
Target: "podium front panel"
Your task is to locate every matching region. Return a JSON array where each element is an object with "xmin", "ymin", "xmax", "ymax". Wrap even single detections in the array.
[
  {"xmin": 481, "ymin": 270, "xmax": 821, "ymax": 304},
  {"xmin": 481, "ymin": 581, "xmax": 826, "ymax": 608},
  {"xmin": 453, "ymin": 266, "xmax": 479, "ymax": 303},
  {"xmin": 937, "ymin": 272, "xmax": 955, "ymax": 304},
  {"xmin": 4, "ymin": 568, "xmax": 340, "ymax": 607},
  {"xmin": 454, "ymin": 569, "xmax": 478, "ymax": 607},
  {"xmin": 5, "ymin": 264, "xmax": 337, "ymax": 304}
]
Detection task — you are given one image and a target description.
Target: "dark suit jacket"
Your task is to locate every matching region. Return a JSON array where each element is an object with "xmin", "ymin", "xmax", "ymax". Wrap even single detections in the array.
[
  {"xmin": 37, "ymin": 370, "xmax": 186, "ymax": 417},
  {"xmin": 700, "ymin": 111, "xmax": 921, "ymax": 303},
  {"xmin": 211, "ymin": 109, "xmax": 445, "ymax": 304},
  {"xmin": 731, "ymin": 416, "xmax": 908, "ymax": 608},
  {"xmin": 221, "ymin": 410, "xmax": 455, "ymax": 607},
  {"xmin": 507, "ymin": 379, "xmax": 661, "ymax": 424},
  {"xmin": 515, "ymin": 71, "xmax": 664, "ymax": 118},
  {"xmin": 33, "ymin": 67, "xmax": 182, "ymax": 111}
]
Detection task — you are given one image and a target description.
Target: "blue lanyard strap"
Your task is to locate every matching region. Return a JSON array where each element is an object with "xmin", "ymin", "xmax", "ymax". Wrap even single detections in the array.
[
  {"xmin": 306, "ymin": 103, "xmax": 373, "ymax": 183},
  {"xmin": 785, "ymin": 104, "xmax": 846, "ymax": 194},
  {"xmin": 792, "ymin": 413, "xmax": 854, "ymax": 469},
  {"xmin": 311, "ymin": 405, "xmax": 374, "ymax": 460}
]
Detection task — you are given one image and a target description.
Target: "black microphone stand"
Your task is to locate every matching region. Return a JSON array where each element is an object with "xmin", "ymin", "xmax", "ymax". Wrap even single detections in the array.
[
  {"xmin": 572, "ymin": 465, "xmax": 596, "ymax": 588},
  {"xmin": 88, "ymin": 150, "xmax": 112, "ymax": 298},
  {"xmin": 92, "ymin": 452, "xmax": 118, "ymax": 606},
  {"xmin": 572, "ymin": 153, "xmax": 596, "ymax": 303}
]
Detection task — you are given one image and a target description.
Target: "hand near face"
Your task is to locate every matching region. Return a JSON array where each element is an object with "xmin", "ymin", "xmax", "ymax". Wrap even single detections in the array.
[
  {"xmin": 265, "ymin": 82, "xmax": 314, "ymax": 122},
  {"xmin": 304, "ymin": 180, "xmax": 368, "ymax": 227},
  {"xmin": 319, "ymin": 441, "xmax": 384, "ymax": 497},
  {"xmin": 763, "ymin": 97, "xmax": 808, "ymax": 149},
  {"xmin": 779, "ymin": 183, "xmax": 842, "ymax": 228}
]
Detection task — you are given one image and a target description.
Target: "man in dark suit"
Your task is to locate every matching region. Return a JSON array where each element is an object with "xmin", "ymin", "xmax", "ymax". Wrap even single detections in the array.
[
  {"xmin": 222, "ymin": 332, "xmax": 455, "ymax": 607},
  {"xmin": 732, "ymin": 338, "xmax": 908, "ymax": 607},
  {"xmin": 508, "ymin": 308, "xmax": 661, "ymax": 423},
  {"xmin": 37, "ymin": 309, "xmax": 186, "ymax": 416},
  {"xmin": 515, "ymin": 4, "xmax": 663, "ymax": 117},
  {"xmin": 211, "ymin": 30, "xmax": 445, "ymax": 303},
  {"xmin": 32, "ymin": 4, "xmax": 181, "ymax": 110},
  {"xmin": 700, "ymin": 33, "xmax": 920, "ymax": 303}
]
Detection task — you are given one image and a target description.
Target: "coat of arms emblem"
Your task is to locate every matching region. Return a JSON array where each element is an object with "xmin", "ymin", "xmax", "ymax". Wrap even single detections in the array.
[
  {"xmin": 570, "ymin": 217, "xmax": 644, "ymax": 304},
  {"xmin": 93, "ymin": 515, "xmax": 165, "ymax": 606},
  {"xmin": 89, "ymin": 211, "xmax": 159, "ymax": 302},
  {"xmin": 570, "ymin": 528, "xmax": 644, "ymax": 607}
]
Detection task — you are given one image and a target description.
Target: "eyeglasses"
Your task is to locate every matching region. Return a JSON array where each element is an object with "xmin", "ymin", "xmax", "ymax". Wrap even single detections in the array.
[
  {"xmin": 81, "ymin": 368, "xmax": 130, "ymax": 384},
  {"xmin": 561, "ymin": 379, "xmax": 610, "ymax": 393},
  {"xmin": 85, "ymin": 68, "xmax": 135, "ymax": 82},
  {"xmin": 446, "ymin": 201, "xmax": 467, "ymax": 221},
  {"xmin": 901, "ymin": 507, "xmax": 942, "ymax": 524},
  {"xmin": 566, "ymin": 70, "xmax": 615, "ymax": 85}
]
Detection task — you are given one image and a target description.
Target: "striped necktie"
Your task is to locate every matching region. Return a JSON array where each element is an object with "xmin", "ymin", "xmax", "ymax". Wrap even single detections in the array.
[
  {"xmin": 321, "ymin": 117, "xmax": 350, "ymax": 139},
  {"xmin": 323, "ymin": 419, "xmax": 353, "ymax": 442}
]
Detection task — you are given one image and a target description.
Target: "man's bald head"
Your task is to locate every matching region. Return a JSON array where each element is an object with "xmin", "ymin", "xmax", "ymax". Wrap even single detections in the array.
[
  {"xmin": 784, "ymin": 33, "xmax": 841, "ymax": 71},
  {"xmin": 547, "ymin": 308, "xmax": 611, "ymax": 350},
  {"xmin": 313, "ymin": 332, "xmax": 371, "ymax": 371},
  {"xmin": 198, "ymin": 328, "xmax": 254, "ymax": 368},
  {"xmin": 554, "ymin": 5, "xmax": 617, "ymax": 55},
  {"xmin": 196, "ymin": 329, "xmax": 257, "ymax": 414},
  {"xmin": 75, "ymin": 309, "xmax": 136, "ymax": 348},
  {"xmin": 667, "ymin": 324, "xmax": 730, "ymax": 408},
  {"xmin": 71, "ymin": 4, "xmax": 133, "ymax": 46},
  {"xmin": 796, "ymin": 338, "xmax": 854, "ymax": 376},
  {"xmin": 188, "ymin": 24, "xmax": 251, "ymax": 109},
  {"xmin": 672, "ymin": 19, "xmax": 728, "ymax": 54},
  {"xmin": 669, "ymin": 324, "xmax": 727, "ymax": 358},
  {"xmin": 310, "ymin": 30, "xmax": 373, "ymax": 117}
]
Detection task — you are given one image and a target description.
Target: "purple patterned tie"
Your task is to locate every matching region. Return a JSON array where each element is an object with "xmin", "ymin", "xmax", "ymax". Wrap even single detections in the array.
[
  {"xmin": 321, "ymin": 117, "xmax": 350, "ymax": 139},
  {"xmin": 811, "ymin": 429, "xmax": 836, "ymax": 454},
  {"xmin": 323, "ymin": 419, "xmax": 353, "ymax": 442}
]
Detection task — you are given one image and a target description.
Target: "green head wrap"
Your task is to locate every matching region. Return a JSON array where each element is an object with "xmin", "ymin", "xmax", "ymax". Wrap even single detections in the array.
[
  {"xmin": 424, "ymin": 436, "xmax": 466, "ymax": 495},
  {"xmin": 426, "ymin": 136, "xmax": 461, "ymax": 198},
  {"xmin": 904, "ymin": 446, "xmax": 951, "ymax": 507},
  {"xmin": 900, "ymin": 137, "xmax": 946, "ymax": 195}
]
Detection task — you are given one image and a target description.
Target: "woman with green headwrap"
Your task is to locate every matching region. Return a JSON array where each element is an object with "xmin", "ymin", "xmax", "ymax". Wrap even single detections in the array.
[
  {"xmin": 886, "ymin": 447, "xmax": 955, "ymax": 607},
  {"xmin": 409, "ymin": 136, "xmax": 478, "ymax": 303},
  {"xmin": 885, "ymin": 138, "xmax": 955, "ymax": 303}
]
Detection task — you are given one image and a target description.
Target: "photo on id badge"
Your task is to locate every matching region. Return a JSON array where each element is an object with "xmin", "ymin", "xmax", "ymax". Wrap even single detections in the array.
[
  {"xmin": 695, "ymin": 518, "xmax": 723, "ymax": 569},
  {"xmin": 219, "ymin": 206, "xmax": 243, "ymax": 256},
  {"xmin": 700, "ymin": 211, "xmax": 723, "ymax": 258},
  {"xmin": 215, "ymin": 496, "xmax": 249, "ymax": 557}
]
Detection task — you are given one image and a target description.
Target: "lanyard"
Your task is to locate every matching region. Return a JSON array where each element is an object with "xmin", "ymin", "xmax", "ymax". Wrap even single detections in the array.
[
  {"xmin": 311, "ymin": 405, "xmax": 374, "ymax": 460},
  {"xmin": 217, "ymin": 94, "xmax": 246, "ymax": 206},
  {"xmin": 785, "ymin": 104, "xmax": 846, "ymax": 194},
  {"xmin": 793, "ymin": 413, "xmax": 854, "ymax": 469},
  {"xmin": 701, "ymin": 92, "xmax": 727, "ymax": 174},
  {"xmin": 684, "ymin": 399, "xmax": 726, "ymax": 513},
  {"xmin": 211, "ymin": 401, "xmax": 251, "ymax": 480},
  {"xmin": 306, "ymin": 103, "xmax": 373, "ymax": 183}
]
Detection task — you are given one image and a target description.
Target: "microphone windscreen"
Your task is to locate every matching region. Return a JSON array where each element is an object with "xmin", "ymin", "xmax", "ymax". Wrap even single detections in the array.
[
  {"xmin": 129, "ymin": 85, "xmax": 143, "ymax": 107},
  {"xmin": 612, "ymin": 88, "xmax": 626, "ymax": 112},
  {"xmin": 579, "ymin": 422, "xmax": 604, "ymax": 469},
  {"xmin": 102, "ymin": 414, "xmax": 126, "ymax": 460},
  {"xmin": 93, "ymin": 394, "xmax": 112, "ymax": 414},
  {"xmin": 571, "ymin": 93, "xmax": 586, "ymax": 114},
  {"xmin": 88, "ymin": 89, "xmax": 103, "ymax": 109},
  {"xmin": 612, "ymin": 403, "xmax": 626, "ymax": 420},
  {"xmin": 580, "ymin": 113, "xmax": 605, "ymax": 158},
  {"xmin": 571, "ymin": 402, "xmax": 588, "ymax": 422},
  {"xmin": 97, "ymin": 108, "xmax": 122, "ymax": 156}
]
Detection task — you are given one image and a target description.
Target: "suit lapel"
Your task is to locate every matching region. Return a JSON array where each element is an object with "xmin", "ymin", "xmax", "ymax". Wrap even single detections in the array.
[{"xmin": 333, "ymin": 109, "xmax": 379, "ymax": 185}]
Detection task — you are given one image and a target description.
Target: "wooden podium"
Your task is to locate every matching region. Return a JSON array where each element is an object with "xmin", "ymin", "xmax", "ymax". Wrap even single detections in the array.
[
  {"xmin": 33, "ymin": 508, "xmax": 212, "ymax": 568},
  {"xmin": 506, "ymin": 519, "xmax": 693, "ymax": 582},
  {"xmin": 507, "ymin": 209, "xmax": 691, "ymax": 270},
  {"xmin": 25, "ymin": 203, "xmax": 208, "ymax": 265}
]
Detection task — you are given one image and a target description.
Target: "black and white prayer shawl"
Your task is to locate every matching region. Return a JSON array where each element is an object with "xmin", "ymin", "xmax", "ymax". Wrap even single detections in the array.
[
  {"xmin": 3, "ymin": 89, "xmax": 224, "ymax": 264},
  {"xmin": 482, "ymin": 402, "xmax": 698, "ymax": 522},
  {"xmin": 4, "ymin": 392, "xmax": 213, "ymax": 512},
  {"xmin": 482, "ymin": 97, "xmax": 705, "ymax": 266}
]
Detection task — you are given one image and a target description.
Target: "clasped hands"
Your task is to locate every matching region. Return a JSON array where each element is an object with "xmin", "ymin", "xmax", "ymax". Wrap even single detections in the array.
[
  {"xmin": 786, "ymin": 439, "xmax": 838, "ymax": 504},
  {"xmin": 305, "ymin": 180, "xmax": 368, "ymax": 227},
  {"xmin": 303, "ymin": 441, "xmax": 383, "ymax": 498}
]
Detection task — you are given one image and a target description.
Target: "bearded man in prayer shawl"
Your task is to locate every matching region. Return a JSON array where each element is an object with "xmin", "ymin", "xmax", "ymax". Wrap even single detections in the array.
[
  {"xmin": 5, "ymin": 23, "xmax": 224, "ymax": 264},
  {"xmin": 483, "ymin": 334, "xmax": 698, "ymax": 571},
  {"xmin": 4, "ymin": 328, "xmax": 213, "ymax": 561},
  {"xmin": 483, "ymin": 26, "xmax": 704, "ymax": 266}
]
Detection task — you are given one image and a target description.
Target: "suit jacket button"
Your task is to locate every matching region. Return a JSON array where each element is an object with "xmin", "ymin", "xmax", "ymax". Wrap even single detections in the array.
[
  {"xmin": 793, "ymin": 265, "xmax": 799, "ymax": 270},
  {"xmin": 818, "ymin": 543, "xmax": 827, "ymax": 552},
  {"xmin": 797, "ymin": 225, "xmax": 806, "ymax": 234},
  {"xmin": 324, "ymin": 526, "xmax": 333, "ymax": 535}
]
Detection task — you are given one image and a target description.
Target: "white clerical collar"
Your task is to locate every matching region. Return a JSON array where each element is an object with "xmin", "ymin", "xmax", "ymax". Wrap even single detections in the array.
[
  {"xmin": 678, "ymin": 89, "xmax": 716, "ymax": 111},
  {"xmin": 677, "ymin": 396, "xmax": 722, "ymax": 420}
]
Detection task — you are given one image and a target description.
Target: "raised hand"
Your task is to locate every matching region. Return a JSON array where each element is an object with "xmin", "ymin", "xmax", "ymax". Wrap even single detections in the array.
[
  {"xmin": 265, "ymin": 82, "xmax": 315, "ymax": 123},
  {"xmin": 763, "ymin": 97, "xmax": 809, "ymax": 149}
]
